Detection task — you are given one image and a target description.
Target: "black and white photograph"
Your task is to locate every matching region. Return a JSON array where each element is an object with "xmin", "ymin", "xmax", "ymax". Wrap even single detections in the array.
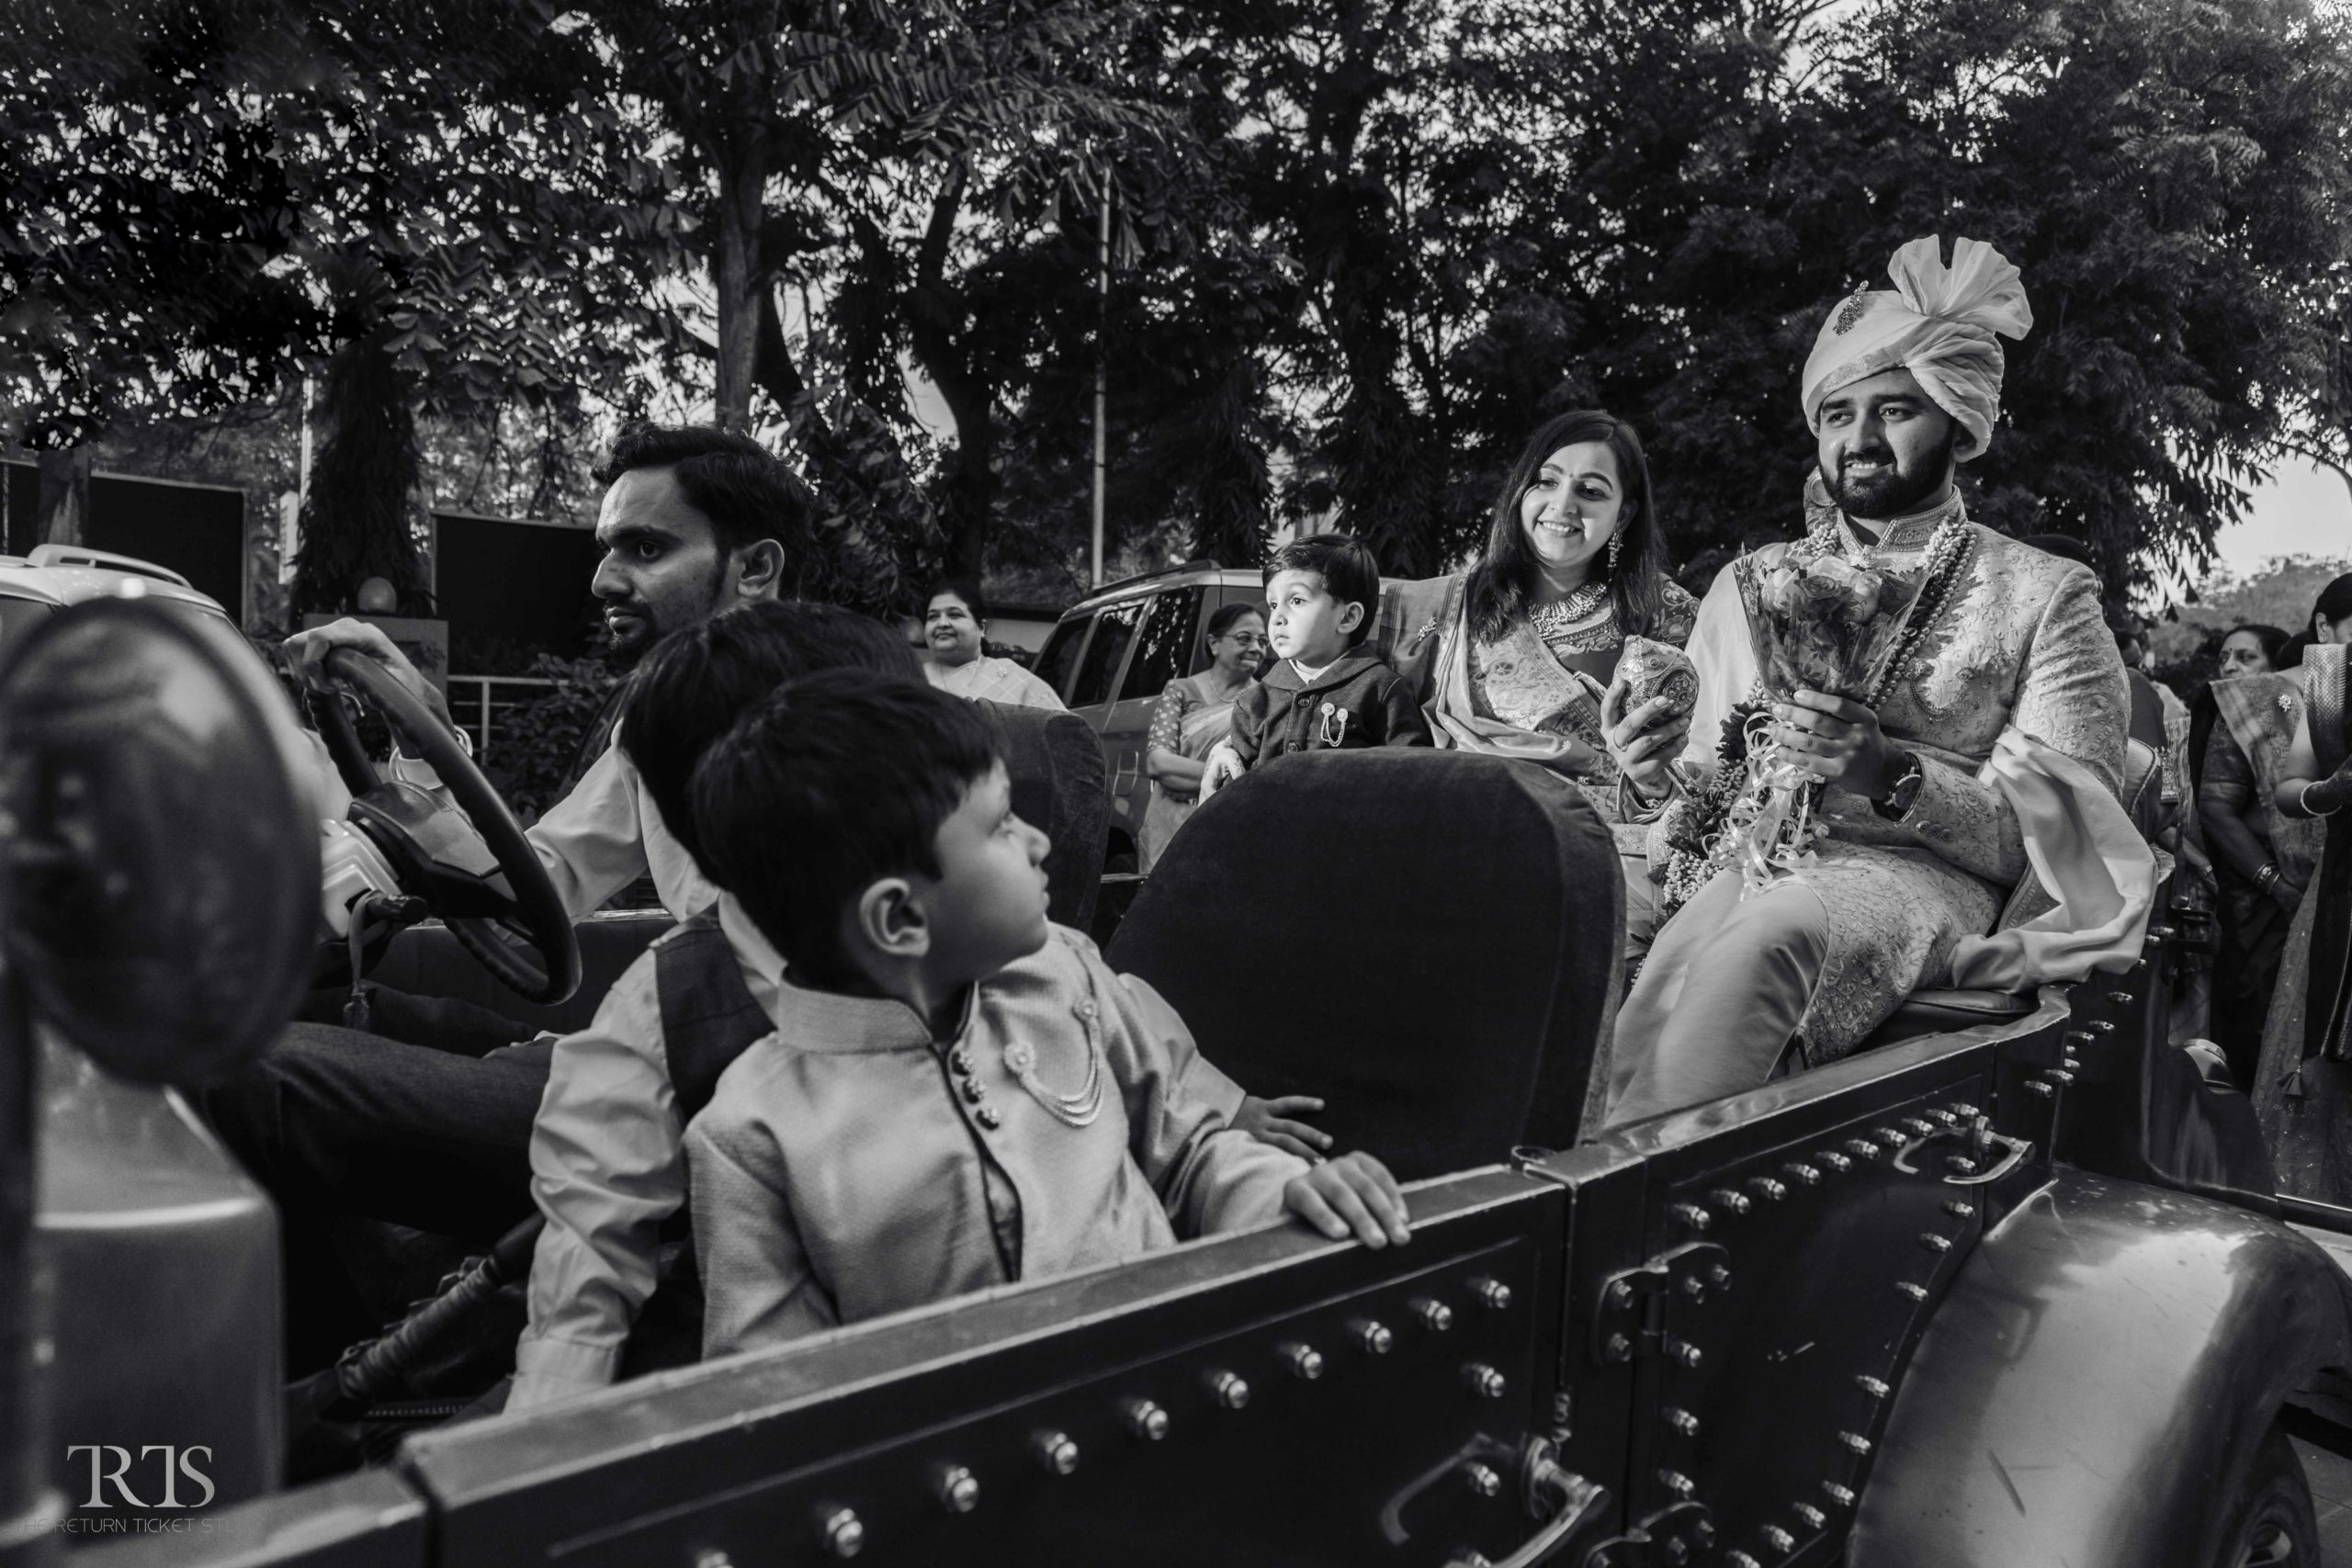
[{"xmin": 7, "ymin": 0, "xmax": 2352, "ymax": 1562}]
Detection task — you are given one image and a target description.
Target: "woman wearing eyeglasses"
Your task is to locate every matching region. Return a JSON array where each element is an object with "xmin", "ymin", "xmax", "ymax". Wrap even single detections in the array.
[{"xmin": 1141, "ymin": 601, "xmax": 1269, "ymax": 869}]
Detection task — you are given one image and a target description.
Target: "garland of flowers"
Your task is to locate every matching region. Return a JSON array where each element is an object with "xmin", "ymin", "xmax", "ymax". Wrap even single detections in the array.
[
  {"xmin": 1653, "ymin": 505, "xmax": 1974, "ymax": 919},
  {"xmin": 1657, "ymin": 704, "xmax": 1770, "ymax": 913}
]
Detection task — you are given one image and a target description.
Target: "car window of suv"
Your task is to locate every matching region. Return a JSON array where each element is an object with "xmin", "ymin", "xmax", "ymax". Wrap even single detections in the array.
[
  {"xmin": 1032, "ymin": 614, "xmax": 1091, "ymax": 702},
  {"xmin": 1069, "ymin": 599, "xmax": 1143, "ymax": 707},
  {"xmin": 1118, "ymin": 586, "xmax": 1204, "ymax": 703}
]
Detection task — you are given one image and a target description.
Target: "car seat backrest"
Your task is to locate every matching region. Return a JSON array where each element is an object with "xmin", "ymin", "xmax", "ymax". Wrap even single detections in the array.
[
  {"xmin": 977, "ymin": 700, "xmax": 1110, "ymax": 931},
  {"xmin": 1105, "ymin": 749, "xmax": 1623, "ymax": 1181}
]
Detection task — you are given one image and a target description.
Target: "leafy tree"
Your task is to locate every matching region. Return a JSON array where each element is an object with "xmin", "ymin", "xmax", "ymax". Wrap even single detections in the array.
[
  {"xmin": 17, "ymin": 0, "xmax": 2351, "ymax": 629},
  {"xmin": 2149, "ymin": 552, "xmax": 2352, "ymax": 662},
  {"xmin": 1164, "ymin": 0, "xmax": 1587, "ymax": 578},
  {"xmin": 986, "ymin": 0, "xmax": 1592, "ymax": 583},
  {"xmin": 1557, "ymin": 0, "xmax": 2352, "ymax": 591},
  {"xmin": 2, "ymin": 0, "xmax": 681, "ymax": 604},
  {"xmin": 0, "ymin": 3, "xmax": 323, "ymax": 495}
]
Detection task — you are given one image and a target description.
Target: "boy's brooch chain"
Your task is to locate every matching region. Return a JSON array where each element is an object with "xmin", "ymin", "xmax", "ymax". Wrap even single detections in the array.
[{"xmin": 1001, "ymin": 1034, "xmax": 1105, "ymax": 1127}]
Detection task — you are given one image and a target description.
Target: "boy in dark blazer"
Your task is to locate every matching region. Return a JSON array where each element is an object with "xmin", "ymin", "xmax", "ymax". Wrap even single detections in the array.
[{"xmin": 1203, "ymin": 534, "xmax": 1430, "ymax": 798}]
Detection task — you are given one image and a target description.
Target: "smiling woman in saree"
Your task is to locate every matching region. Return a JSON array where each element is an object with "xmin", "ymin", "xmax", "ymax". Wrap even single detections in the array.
[{"xmin": 1374, "ymin": 410, "xmax": 1697, "ymax": 946}]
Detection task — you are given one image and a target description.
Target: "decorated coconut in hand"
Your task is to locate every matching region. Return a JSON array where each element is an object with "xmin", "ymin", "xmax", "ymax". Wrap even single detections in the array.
[{"xmin": 1619, "ymin": 635, "xmax": 1698, "ymax": 719}]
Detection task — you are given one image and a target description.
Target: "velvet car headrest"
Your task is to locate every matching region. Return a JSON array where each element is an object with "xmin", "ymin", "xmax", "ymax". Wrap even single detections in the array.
[{"xmin": 1107, "ymin": 748, "xmax": 1623, "ymax": 1181}]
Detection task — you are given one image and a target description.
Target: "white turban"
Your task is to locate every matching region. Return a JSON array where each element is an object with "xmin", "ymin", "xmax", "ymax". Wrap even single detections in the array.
[{"xmin": 1800, "ymin": 236, "xmax": 2033, "ymax": 462}]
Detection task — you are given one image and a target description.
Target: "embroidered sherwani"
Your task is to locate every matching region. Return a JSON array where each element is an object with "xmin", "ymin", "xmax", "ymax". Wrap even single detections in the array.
[{"xmin": 1604, "ymin": 512, "xmax": 2130, "ymax": 1125}]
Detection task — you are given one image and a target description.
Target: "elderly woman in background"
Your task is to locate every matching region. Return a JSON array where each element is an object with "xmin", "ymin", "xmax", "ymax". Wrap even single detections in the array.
[
  {"xmin": 1374, "ymin": 409, "xmax": 1697, "ymax": 948},
  {"xmin": 2202, "ymin": 621, "xmax": 2316, "ymax": 1086},
  {"xmin": 1140, "ymin": 601, "xmax": 1267, "ymax": 870},
  {"xmin": 922, "ymin": 576, "xmax": 1067, "ymax": 710}
]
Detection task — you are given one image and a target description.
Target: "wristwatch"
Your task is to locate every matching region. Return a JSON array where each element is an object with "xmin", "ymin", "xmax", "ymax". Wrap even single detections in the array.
[{"xmin": 1872, "ymin": 749, "xmax": 1924, "ymax": 820}]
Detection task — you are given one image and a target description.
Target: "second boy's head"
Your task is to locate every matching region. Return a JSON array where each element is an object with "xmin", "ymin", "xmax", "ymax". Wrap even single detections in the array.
[
  {"xmin": 619, "ymin": 600, "xmax": 922, "ymax": 878},
  {"xmin": 694, "ymin": 670, "xmax": 1053, "ymax": 998},
  {"xmin": 1264, "ymin": 533, "xmax": 1378, "ymax": 667}
]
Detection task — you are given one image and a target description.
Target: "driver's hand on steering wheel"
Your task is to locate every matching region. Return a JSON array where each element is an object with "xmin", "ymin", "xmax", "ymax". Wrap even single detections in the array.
[{"xmin": 285, "ymin": 618, "xmax": 455, "ymax": 730}]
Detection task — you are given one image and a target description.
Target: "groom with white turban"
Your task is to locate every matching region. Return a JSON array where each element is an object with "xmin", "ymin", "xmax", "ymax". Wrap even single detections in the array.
[{"xmin": 1597, "ymin": 235, "xmax": 2145, "ymax": 1126}]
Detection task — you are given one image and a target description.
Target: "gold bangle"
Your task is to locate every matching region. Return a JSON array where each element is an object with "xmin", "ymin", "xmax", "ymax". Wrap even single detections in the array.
[{"xmin": 2302, "ymin": 782, "xmax": 2341, "ymax": 819}]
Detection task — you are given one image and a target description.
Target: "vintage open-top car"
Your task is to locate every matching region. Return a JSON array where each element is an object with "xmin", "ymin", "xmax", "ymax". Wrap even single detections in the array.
[{"xmin": 6, "ymin": 571, "xmax": 2349, "ymax": 1568}]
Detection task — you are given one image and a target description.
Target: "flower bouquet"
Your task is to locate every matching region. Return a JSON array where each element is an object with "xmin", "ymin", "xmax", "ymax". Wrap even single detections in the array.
[
  {"xmin": 1743, "ymin": 552, "xmax": 1923, "ymax": 704},
  {"xmin": 1664, "ymin": 550, "xmax": 1925, "ymax": 906}
]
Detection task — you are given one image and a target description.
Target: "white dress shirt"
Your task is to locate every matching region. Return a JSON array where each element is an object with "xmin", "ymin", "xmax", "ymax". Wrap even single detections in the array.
[
  {"xmin": 379, "ymin": 725, "xmax": 713, "ymax": 923},
  {"xmin": 523, "ymin": 738, "xmax": 716, "ymax": 922},
  {"xmin": 510, "ymin": 897, "xmax": 786, "ymax": 1409}
]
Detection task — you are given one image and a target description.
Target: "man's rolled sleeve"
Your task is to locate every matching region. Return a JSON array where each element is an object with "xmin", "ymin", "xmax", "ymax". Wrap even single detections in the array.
[
  {"xmin": 524, "ymin": 744, "xmax": 651, "ymax": 922},
  {"xmin": 511, "ymin": 953, "xmax": 685, "ymax": 1410}
]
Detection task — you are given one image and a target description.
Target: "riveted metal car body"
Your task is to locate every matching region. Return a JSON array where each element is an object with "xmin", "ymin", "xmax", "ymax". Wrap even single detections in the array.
[{"xmin": 15, "ymin": 579, "xmax": 2351, "ymax": 1568}]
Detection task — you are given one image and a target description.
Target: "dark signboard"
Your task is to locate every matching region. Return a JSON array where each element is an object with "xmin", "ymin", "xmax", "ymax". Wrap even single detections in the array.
[
  {"xmin": 431, "ymin": 511, "xmax": 602, "ymax": 663},
  {"xmin": 87, "ymin": 473, "xmax": 245, "ymax": 617},
  {"xmin": 2, "ymin": 461, "xmax": 245, "ymax": 619}
]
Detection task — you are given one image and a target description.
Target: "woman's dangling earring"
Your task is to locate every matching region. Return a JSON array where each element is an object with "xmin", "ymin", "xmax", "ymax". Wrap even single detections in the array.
[{"xmin": 1607, "ymin": 530, "xmax": 1623, "ymax": 574}]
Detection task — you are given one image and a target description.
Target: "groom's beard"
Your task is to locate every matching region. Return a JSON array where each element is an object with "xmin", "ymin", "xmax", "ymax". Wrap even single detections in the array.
[{"xmin": 1821, "ymin": 425, "xmax": 1958, "ymax": 520}]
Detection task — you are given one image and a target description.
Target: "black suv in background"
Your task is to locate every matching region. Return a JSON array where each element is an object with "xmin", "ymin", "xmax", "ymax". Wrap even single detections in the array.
[{"xmin": 1030, "ymin": 563, "xmax": 1266, "ymax": 867}]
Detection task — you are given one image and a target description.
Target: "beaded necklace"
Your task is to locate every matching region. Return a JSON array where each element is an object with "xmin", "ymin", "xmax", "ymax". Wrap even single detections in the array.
[{"xmin": 1527, "ymin": 581, "xmax": 1610, "ymax": 637}]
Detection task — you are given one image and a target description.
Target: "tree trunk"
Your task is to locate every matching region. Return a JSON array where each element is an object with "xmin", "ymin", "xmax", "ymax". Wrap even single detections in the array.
[
  {"xmin": 711, "ymin": 141, "xmax": 767, "ymax": 431},
  {"xmin": 938, "ymin": 406, "xmax": 995, "ymax": 581},
  {"xmin": 291, "ymin": 330, "xmax": 425, "ymax": 617},
  {"xmin": 911, "ymin": 325, "xmax": 996, "ymax": 580},
  {"xmin": 35, "ymin": 446, "xmax": 90, "ymax": 547}
]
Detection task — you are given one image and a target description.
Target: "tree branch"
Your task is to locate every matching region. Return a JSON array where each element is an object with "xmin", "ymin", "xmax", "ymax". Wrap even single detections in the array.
[
  {"xmin": 916, "ymin": 166, "xmax": 967, "ymax": 290},
  {"xmin": 2276, "ymin": 438, "xmax": 2352, "ymax": 502}
]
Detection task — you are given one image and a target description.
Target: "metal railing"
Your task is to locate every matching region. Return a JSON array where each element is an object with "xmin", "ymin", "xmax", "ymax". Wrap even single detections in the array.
[{"xmin": 446, "ymin": 674, "xmax": 556, "ymax": 763}]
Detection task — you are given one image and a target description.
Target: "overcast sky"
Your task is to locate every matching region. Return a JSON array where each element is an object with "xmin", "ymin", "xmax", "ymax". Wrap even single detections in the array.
[{"xmin": 2222, "ymin": 456, "xmax": 2352, "ymax": 581}]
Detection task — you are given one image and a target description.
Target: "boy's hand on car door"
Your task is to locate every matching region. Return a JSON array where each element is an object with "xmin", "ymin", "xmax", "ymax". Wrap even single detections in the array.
[
  {"xmin": 1283, "ymin": 1152, "xmax": 1410, "ymax": 1248},
  {"xmin": 1235, "ymin": 1094, "xmax": 1333, "ymax": 1161}
]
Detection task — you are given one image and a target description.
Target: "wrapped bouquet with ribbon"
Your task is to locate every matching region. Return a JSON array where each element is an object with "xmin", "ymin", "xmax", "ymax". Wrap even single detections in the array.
[
  {"xmin": 1722, "ymin": 551, "xmax": 1925, "ymax": 889},
  {"xmin": 1657, "ymin": 534, "xmax": 1953, "ymax": 916}
]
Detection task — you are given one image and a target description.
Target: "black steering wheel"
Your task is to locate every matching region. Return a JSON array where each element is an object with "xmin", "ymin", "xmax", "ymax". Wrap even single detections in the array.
[{"xmin": 311, "ymin": 649, "xmax": 581, "ymax": 1006}]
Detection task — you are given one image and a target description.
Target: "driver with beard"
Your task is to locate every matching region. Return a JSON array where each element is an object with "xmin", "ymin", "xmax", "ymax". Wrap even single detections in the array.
[
  {"xmin": 288, "ymin": 422, "xmax": 803, "ymax": 986},
  {"xmin": 205, "ymin": 422, "xmax": 827, "ymax": 1374},
  {"xmin": 1594, "ymin": 236, "xmax": 2135, "ymax": 1124}
]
